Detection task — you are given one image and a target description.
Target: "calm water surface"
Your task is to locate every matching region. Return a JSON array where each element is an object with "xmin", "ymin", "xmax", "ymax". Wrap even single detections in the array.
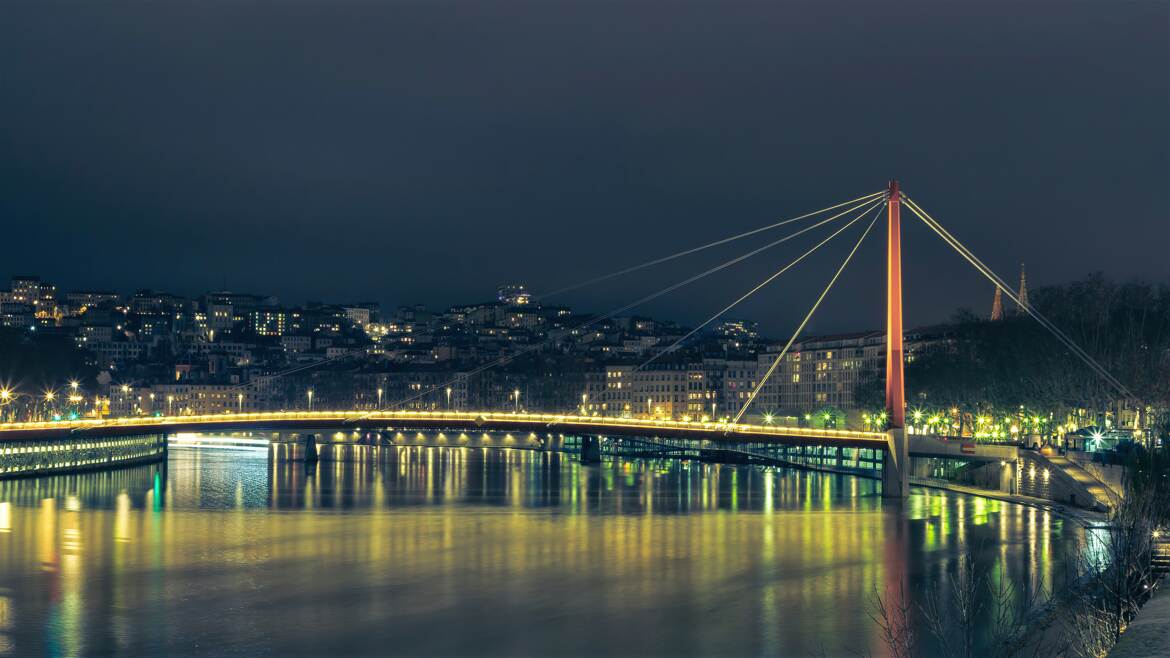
[{"xmin": 0, "ymin": 446, "xmax": 1085, "ymax": 657}]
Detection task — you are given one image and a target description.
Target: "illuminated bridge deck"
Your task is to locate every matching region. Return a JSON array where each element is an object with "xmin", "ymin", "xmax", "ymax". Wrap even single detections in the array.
[
  {"xmin": 0, "ymin": 410, "xmax": 889, "ymax": 448},
  {"xmin": 0, "ymin": 411, "xmax": 1021, "ymax": 483}
]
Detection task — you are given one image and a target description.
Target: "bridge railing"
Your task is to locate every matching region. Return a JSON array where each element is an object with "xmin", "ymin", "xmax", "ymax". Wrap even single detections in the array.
[{"xmin": 0, "ymin": 409, "xmax": 887, "ymax": 442}]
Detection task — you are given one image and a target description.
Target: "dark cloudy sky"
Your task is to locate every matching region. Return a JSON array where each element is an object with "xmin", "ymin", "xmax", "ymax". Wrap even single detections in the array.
[{"xmin": 2, "ymin": 0, "xmax": 1167, "ymax": 334}]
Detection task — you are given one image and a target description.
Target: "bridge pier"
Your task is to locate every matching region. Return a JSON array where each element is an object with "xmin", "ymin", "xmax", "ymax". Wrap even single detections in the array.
[
  {"xmin": 882, "ymin": 429, "xmax": 908, "ymax": 499},
  {"xmin": 580, "ymin": 435, "xmax": 601, "ymax": 464},
  {"xmin": 303, "ymin": 433, "xmax": 319, "ymax": 463}
]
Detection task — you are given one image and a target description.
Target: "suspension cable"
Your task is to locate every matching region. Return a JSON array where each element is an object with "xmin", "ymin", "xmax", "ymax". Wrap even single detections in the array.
[
  {"xmin": 732, "ymin": 211, "xmax": 882, "ymax": 424},
  {"xmin": 904, "ymin": 195, "xmax": 1133, "ymax": 398},
  {"xmin": 534, "ymin": 191, "xmax": 885, "ymax": 299},
  {"xmin": 167, "ymin": 196, "xmax": 884, "ymax": 414},
  {"xmin": 901, "ymin": 195, "xmax": 1135, "ymax": 400},
  {"xmin": 169, "ymin": 193, "xmax": 885, "ymax": 414},
  {"xmin": 902, "ymin": 195, "xmax": 1132, "ymax": 397},
  {"xmin": 160, "ymin": 344, "xmax": 368, "ymax": 414},
  {"xmin": 635, "ymin": 200, "xmax": 886, "ymax": 372},
  {"xmin": 384, "ymin": 197, "xmax": 887, "ymax": 411}
]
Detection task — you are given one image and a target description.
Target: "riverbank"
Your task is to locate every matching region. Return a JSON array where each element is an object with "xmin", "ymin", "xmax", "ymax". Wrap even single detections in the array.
[
  {"xmin": 1108, "ymin": 579, "xmax": 1170, "ymax": 657},
  {"xmin": 912, "ymin": 478, "xmax": 1110, "ymax": 527}
]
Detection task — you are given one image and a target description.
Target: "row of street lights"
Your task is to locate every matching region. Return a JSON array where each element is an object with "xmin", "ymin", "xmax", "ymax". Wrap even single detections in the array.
[
  {"xmin": 304, "ymin": 386, "xmax": 508, "ymax": 412},
  {"xmin": 1, "ymin": 380, "xmax": 97, "ymax": 421},
  {"xmin": 317, "ymin": 385, "xmax": 459, "ymax": 412},
  {"xmin": 0, "ymin": 382, "xmax": 199, "ymax": 420}
]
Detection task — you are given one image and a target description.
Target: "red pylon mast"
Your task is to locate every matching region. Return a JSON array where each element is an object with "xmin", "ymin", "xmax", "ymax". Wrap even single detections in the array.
[{"xmin": 885, "ymin": 181, "xmax": 905, "ymax": 429}]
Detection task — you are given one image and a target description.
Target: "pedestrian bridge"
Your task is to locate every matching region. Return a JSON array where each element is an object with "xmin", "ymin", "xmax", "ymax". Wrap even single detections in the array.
[
  {"xmin": 0, "ymin": 410, "xmax": 1020, "ymax": 482},
  {"xmin": 0, "ymin": 410, "xmax": 887, "ymax": 447}
]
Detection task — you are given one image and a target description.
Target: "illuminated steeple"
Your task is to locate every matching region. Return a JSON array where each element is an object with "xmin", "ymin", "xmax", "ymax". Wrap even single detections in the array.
[
  {"xmin": 1017, "ymin": 263, "xmax": 1029, "ymax": 312},
  {"xmin": 990, "ymin": 287, "xmax": 1004, "ymax": 321}
]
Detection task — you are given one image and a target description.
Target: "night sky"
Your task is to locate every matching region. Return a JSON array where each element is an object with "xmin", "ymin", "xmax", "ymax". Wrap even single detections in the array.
[{"xmin": 2, "ymin": 1, "xmax": 1167, "ymax": 335}]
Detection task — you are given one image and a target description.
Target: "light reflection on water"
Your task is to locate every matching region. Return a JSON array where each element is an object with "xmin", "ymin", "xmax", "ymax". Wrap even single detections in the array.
[{"xmin": 0, "ymin": 446, "xmax": 1084, "ymax": 657}]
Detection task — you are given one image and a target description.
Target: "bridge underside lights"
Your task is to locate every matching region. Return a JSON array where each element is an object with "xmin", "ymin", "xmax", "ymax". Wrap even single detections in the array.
[{"xmin": 0, "ymin": 433, "xmax": 167, "ymax": 478}]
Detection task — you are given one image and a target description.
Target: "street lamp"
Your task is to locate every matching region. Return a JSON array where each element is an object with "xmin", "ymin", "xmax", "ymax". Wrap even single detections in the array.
[
  {"xmin": 377, "ymin": 387, "xmax": 384, "ymax": 408},
  {"xmin": 446, "ymin": 387, "xmax": 452, "ymax": 411},
  {"xmin": 581, "ymin": 392, "xmax": 588, "ymax": 415},
  {"xmin": 513, "ymin": 388, "xmax": 520, "ymax": 413},
  {"xmin": 69, "ymin": 380, "xmax": 79, "ymax": 392},
  {"xmin": 0, "ymin": 388, "xmax": 12, "ymax": 422},
  {"xmin": 647, "ymin": 397, "xmax": 653, "ymax": 418},
  {"xmin": 238, "ymin": 392, "xmax": 244, "ymax": 412},
  {"xmin": 43, "ymin": 390, "xmax": 56, "ymax": 420},
  {"xmin": 307, "ymin": 389, "xmax": 314, "ymax": 411},
  {"xmin": 167, "ymin": 395, "xmax": 174, "ymax": 415}
]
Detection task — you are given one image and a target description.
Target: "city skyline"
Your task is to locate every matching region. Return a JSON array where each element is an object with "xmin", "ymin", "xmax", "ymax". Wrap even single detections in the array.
[{"xmin": 1, "ymin": 256, "xmax": 1047, "ymax": 339}]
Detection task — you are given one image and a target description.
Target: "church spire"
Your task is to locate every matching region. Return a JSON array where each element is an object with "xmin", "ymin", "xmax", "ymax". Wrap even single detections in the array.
[
  {"xmin": 1017, "ymin": 263, "xmax": 1029, "ymax": 312},
  {"xmin": 991, "ymin": 287, "xmax": 1004, "ymax": 321}
]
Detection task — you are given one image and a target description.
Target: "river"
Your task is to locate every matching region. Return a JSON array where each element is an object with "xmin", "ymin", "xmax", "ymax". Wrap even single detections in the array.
[{"xmin": 0, "ymin": 445, "xmax": 1087, "ymax": 657}]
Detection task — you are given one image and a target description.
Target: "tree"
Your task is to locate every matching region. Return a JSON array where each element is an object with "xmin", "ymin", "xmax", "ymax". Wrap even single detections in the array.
[
  {"xmin": 857, "ymin": 276, "xmax": 1170, "ymax": 442},
  {"xmin": 0, "ymin": 327, "xmax": 98, "ymax": 391}
]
